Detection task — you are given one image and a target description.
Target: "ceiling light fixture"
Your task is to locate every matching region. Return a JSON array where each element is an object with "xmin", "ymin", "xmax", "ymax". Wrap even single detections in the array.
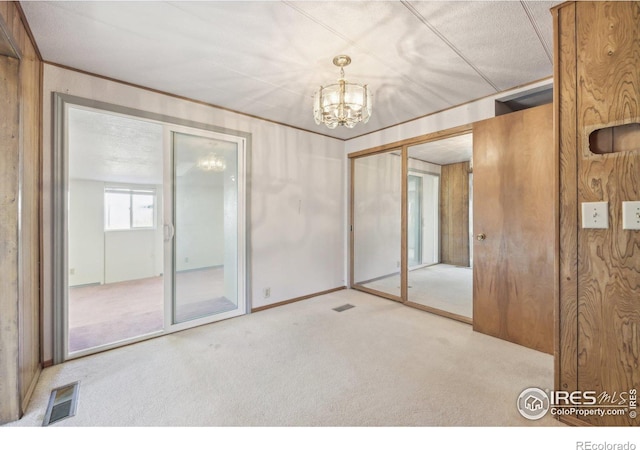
[
  {"xmin": 197, "ymin": 153, "xmax": 226, "ymax": 172},
  {"xmin": 313, "ymin": 55, "xmax": 372, "ymax": 129}
]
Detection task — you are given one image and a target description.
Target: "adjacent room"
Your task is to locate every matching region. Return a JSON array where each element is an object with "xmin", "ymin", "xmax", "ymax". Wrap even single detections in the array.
[{"xmin": 66, "ymin": 103, "xmax": 245, "ymax": 356}]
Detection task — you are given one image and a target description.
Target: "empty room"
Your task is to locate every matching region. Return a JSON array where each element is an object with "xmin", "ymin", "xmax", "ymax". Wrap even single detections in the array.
[{"xmin": 1, "ymin": 0, "xmax": 639, "ymax": 444}]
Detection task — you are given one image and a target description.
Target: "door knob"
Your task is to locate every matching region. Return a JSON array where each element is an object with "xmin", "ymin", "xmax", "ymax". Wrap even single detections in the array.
[{"xmin": 476, "ymin": 233, "xmax": 486, "ymax": 241}]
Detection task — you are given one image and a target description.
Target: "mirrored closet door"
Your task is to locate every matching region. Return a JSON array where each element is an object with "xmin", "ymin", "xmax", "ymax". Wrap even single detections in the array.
[
  {"xmin": 349, "ymin": 129, "xmax": 473, "ymax": 324},
  {"xmin": 351, "ymin": 149, "xmax": 402, "ymax": 301},
  {"xmin": 405, "ymin": 135, "xmax": 473, "ymax": 323}
]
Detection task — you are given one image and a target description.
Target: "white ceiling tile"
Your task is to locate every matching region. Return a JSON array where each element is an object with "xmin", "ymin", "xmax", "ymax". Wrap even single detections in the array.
[
  {"xmin": 21, "ymin": 1, "xmax": 560, "ymax": 139},
  {"xmin": 290, "ymin": 1, "xmax": 497, "ymax": 103},
  {"xmin": 408, "ymin": 133, "xmax": 473, "ymax": 166},
  {"xmin": 407, "ymin": 1, "xmax": 555, "ymax": 91},
  {"xmin": 522, "ymin": 1, "xmax": 561, "ymax": 60}
]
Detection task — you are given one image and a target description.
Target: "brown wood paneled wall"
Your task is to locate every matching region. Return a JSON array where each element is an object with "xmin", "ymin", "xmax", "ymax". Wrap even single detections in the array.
[
  {"xmin": 0, "ymin": 2, "xmax": 42, "ymax": 424},
  {"xmin": 0, "ymin": 50, "xmax": 21, "ymax": 426},
  {"xmin": 555, "ymin": 1, "xmax": 640, "ymax": 427},
  {"xmin": 440, "ymin": 161, "xmax": 470, "ymax": 267},
  {"xmin": 554, "ymin": 0, "xmax": 579, "ymax": 403}
]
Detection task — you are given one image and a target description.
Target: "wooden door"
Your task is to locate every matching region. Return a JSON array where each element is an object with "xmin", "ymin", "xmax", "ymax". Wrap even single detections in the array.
[{"xmin": 473, "ymin": 104, "xmax": 555, "ymax": 354}]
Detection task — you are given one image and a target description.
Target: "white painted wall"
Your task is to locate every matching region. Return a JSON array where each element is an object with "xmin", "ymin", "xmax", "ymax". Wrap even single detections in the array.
[
  {"xmin": 42, "ymin": 64, "xmax": 346, "ymax": 362},
  {"xmin": 250, "ymin": 137, "xmax": 344, "ymax": 301},
  {"xmin": 68, "ymin": 179, "xmax": 104, "ymax": 286},
  {"xmin": 353, "ymin": 153, "xmax": 402, "ymax": 283},
  {"xmin": 175, "ymin": 184, "xmax": 224, "ymax": 272},
  {"xmin": 68, "ymin": 179, "xmax": 164, "ymax": 286},
  {"xmin": 352, "ymin": 156, "xmax": 443, "ymax": 284},
  {"xmin": 105, "ymin": 229, "xmax": 160, "ymax": 283}
]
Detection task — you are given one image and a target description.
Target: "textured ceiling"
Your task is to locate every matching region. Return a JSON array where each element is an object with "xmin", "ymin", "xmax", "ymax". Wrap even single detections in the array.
[
  {"xmin": 69, "ymin": 106, "xmax": 236, "ymax": 185},
  {"xmin": 22, "ymin": 1, "xmax": 561, "ymax": 140},
  {"xmin": 408, "ymin": 133, "xmax": 472, "ymax": 166},
  {"xmin": 68, "ymin": 106, "xmax": 164, "ymax": 185}
]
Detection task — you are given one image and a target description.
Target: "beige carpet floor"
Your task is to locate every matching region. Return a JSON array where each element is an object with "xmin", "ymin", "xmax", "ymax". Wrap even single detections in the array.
[
  {"xmin": 8, "ymin": 289, "xmax": 565, "ymax": 427},
  {"xmin": 408, "ymin": 264, "xmax": 472, "ymax": 318},
  {"xmin": 361, "ymin": 264, "xmax": 472, "ymax": 318}
]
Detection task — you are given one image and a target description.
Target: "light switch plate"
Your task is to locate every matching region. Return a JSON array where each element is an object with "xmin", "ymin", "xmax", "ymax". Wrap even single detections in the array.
[
  {"xmin": 622, "ymin": 201, "xmax": 640, "ymax": 230},
  {"xmin": 582, "ymin": 202, "xmax": 609, "ymax": 229}
]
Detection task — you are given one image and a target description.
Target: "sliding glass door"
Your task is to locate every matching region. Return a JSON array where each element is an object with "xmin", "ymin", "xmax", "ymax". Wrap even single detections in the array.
[
  {"xmin": 171, "ymin": 130, "xmax": 242, "ymax": 325},
  {"xmin": 66, "ymin": 106, "xmax": 166, "ymax": 355},
  {"xmin": 59, "ymin": 99, "xmax": 246, "ymax": 361}
]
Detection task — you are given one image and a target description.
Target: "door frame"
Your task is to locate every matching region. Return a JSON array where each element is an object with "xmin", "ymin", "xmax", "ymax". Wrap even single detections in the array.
[
  {"xmin": 347, "ymin": 123, "xmax": 473, "ymax": 324},
  {"xmin": 51, "ymin": 93, "xmax": 251, "ymax": 363}
]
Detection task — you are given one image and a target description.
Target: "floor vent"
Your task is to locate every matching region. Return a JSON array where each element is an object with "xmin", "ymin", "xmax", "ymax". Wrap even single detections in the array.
[
  {"xmin": 42, "ymin": 382, "xmax": 80, "ymax": 426},
  {"xmin": 333, "ymin": 304, "xmax": 355, "ymax": 312}
]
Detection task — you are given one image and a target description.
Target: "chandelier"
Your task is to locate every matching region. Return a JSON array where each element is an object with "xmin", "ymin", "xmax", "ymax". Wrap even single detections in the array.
[
  {"xmin": 313, "ymin": 55, "xmax": 372, "ymax": 129},
  {"xmin": 197, "ymin": 153, "xmax": 226, "ymax": 172}
]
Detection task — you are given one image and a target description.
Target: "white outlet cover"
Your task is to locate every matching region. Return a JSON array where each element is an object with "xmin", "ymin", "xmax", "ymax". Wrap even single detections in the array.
[
  {"xmin": 622, "ymin": 201, "xmax": 640, "ymax": 230},
  {"xmin": 582, "ymin": 202, "xmax": 609, "ymax": 229}
]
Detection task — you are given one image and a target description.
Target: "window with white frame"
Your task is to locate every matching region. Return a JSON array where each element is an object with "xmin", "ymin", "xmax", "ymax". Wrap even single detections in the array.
[{"xmin": 104, "ymin": 186, "xmax": 156, "ymax": 230}]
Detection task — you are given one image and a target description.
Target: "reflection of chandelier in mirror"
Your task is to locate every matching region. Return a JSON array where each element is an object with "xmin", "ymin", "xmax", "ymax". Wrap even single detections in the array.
[
  {"xmin": 197, "ymin": 153, "xmax": 226, "ymax": 172},
  {"xmin": 314, "ymin": 55, "xmax": 372, "ymax": 129}
]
